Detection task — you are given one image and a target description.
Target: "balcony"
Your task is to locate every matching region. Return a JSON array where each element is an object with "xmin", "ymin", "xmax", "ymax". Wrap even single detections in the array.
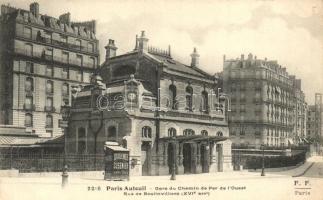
[
  {"xmin": 44, "ymin": 106, "xmax": 56, "ymax": 112},
  {"xmin": 23, "ymin": 104, "xmax": 35, "ymax": 111},
  {"xmin": 13, "ymin": 47, "xmax": 96, "ymax": 69},
  {"xmin": 15, "ymin": 31, "xmax": 99, "ymax": 55}
]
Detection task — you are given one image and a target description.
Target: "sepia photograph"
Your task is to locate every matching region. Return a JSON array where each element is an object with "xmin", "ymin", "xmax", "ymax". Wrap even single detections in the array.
[{"xmin": 0, "ymin": 0, "xmax": 322, "ymax": 199}]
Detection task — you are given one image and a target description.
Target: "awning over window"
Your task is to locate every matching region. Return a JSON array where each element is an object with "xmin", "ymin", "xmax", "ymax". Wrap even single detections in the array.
[{"xmin": 0, "ymin": 135, "xmax": 63, "ymax": 148}]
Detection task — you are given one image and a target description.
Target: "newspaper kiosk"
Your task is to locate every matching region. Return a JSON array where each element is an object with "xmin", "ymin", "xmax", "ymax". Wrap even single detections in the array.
[{"xmin": 104, "ymin": 142, "xmax": 129, "ymax": 181}]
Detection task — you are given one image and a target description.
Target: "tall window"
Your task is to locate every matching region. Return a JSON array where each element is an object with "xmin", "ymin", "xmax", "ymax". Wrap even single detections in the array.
[
  {"xmin": 186, "ymin": 86, "xmax": 193, "ymax": 111},
  {"xmin": 26, "ymin": 62, "xmax": 34, "ymax": 73},
  {"xmin": 142, "ymin": 126, "xmax": 152, "ymax": 138},
  {"xmin": 183, "ymin": 129, "xmax": 195, "ymax": 136},
  {"xmin": 24, "ymin": 44, "xmax": 33, "ymax": 56},
  {"xmin": 44, "ymin": 48, "xmax": 53, "ymax": 60},
  {"xmin": 76, "ymin": 70, "xmax": 83, "ymax": 82},
  {"xmin": 75, "ymin": 39, "xmax": 81, "ymax": 49},
  {"xmin": 77, "ymin": 127, "xmax": 86, "ymax": 154},
  {"xmin": 201, "ymin": 130, "xmax": 208, "ymax": 136},
  {"xmin": 201, "ymin": 91, "xmax": 208, "ymax": 112},
  {"xmin": 108, "ymin": 126, "xmax": 117, "ymax": 141},
  {"xmin": 89, "ymin": 57, "xmax": 95, "ymax": 68},
  {"xmin": 168, "ymin": 128, "xmax": 176, "ymax": 137},
  {"xmin": 60, "ymin": 35, "xmax": 67, "ymax": 43},
  {"xmin": 44, "ymin": 31, "xmax": 52, "ymax": 43},
  {"xmin": 46, "ymin": 65, "xmax": 53, "ymax": 77},
  {"xmin": 23, "ymin": 27, "xmax": 32, "ymax": 39},
  {"xmin": 25, "ymin": 113, "xmax": 33, "ymax": 127},
  {"xmin": 88, "ymin": 43, "xmax": 94, "ymax": 52},
  {"xmin": 46, "ymin": 97, "xmax": 53, "ymax": 110},
  {"xmin": 62, "ymin": 67, "xmax": 69, "ymax": 79},
  {"xmin": 46, "ymin": 80, "xmax": 54, "ymax": 94},
  {"xmin": 169, "ymin": 85, "xmax": 177, "ymax": 110},
  {"xmin": 62, "ymin": 83, "xmax": 69, "ymax": 96},
  {"xmin": 46, "ymin": 115, "xmax": 53, "ymax": 128},
  {"xmin": 76, "ymin": 55, "xmax": 83, "ymax": 66},
  {"xmin": 25, "ymin": 77, "xmax": 34, "ymax": 92},
  {"xmin": 25, "ymin": 96, "xmax": 33, "ymax": 110},
  {"xmin": 62, "ymin": 52, "xmax": 69, "ymax": 63}
]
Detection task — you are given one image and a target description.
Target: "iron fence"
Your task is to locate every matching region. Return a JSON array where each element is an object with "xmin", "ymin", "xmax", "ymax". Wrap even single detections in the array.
[{"xmin": 0, "ymin": 153, "xmax": 104, "ymax": 173}]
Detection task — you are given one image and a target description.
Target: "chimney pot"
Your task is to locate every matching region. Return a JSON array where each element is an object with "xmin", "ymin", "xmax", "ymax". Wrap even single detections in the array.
[
  {"xmin": 30, "ymin": 2, "xmax": 39, "ymax": 18},
  {"xmin": 138, "ymin": 30, "xmax": 149, "ymax": 52},
  {"xmin": 190, "ymin": 47, "xmax": 200, "ymax": 67},
  {"xmin": 105, "ymin": 39, "xmax": 117, "ymax": 61}
]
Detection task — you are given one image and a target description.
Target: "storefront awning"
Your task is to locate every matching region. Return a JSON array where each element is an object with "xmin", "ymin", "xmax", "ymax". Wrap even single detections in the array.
[
  {"xmin": 288, "ymin": 139, "xmax": 294, "ymax": 145},
  {"xmin": 159, "ymin": 135, "xmax": 228, "ymax": 143},
  {"xmin": 0, "ymin": 135, "xmax": 63, "ymax": 148}
]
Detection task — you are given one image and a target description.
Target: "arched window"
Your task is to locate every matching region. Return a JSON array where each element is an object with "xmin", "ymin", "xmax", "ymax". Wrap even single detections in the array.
[
  {"xmin": 201, "ymin": 130, "xmax": 208, "ymax": 136},
  {"xmin": 46, "ymin": 115, "xmax": 53, "ymax": 128},
  {"xmin": 169, "ymin": 85, "xmax": 177, "ymax": 110},
  {"xmin": 217, "ymin": 131, "xmax": 223, "ymax": 137},
  {"xmin": 142, "ymin": 126, "xmax": 152, "ymax": 138},
  {"xmin": 108, "ymin": 126, "xmax": 117, "ymax": 141},
  {"xmin": 46, "ymin": 80, "xmax": 53, "ymax": 94},
  {"xmin": 25, "ymin": 113, "xmax": 33, "ymax": 127},
  {"xmin": 78, "ymin": 127, "xmax": 86, "ymax": 154},
  {"xmin": 201, "ymin": 91, "xmax": 208, "ymax": 112},
  {"xmin": 183, "ymin": 129, "xmax": 195, "ymax": 136},
  {"xmin": 168, "ymin": 128, "xmax": 177, "ymax": 137},
  {"xmin": 186, "ymin": 86, "xmax": 193, "ymax": 111},
  {"xmin": 25, "ymin": 77, "xmax": 34, "ymax": 92}
]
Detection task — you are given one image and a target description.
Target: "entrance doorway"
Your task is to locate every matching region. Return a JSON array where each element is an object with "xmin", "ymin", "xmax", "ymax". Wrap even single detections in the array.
[
  {"xmin": 200, "ymin": 144, "xmax": 210, "ymax": 173},
  {"xmin": 167, "ymin": 143, "xmax": 177, "ymax": 174},
  {"xmin": 141, "ymin": 142, "xmax": 151, "ymax": 176},
  {"xmin": 183, "ymin": 143, "xmax": 194, "ymax": 173}
]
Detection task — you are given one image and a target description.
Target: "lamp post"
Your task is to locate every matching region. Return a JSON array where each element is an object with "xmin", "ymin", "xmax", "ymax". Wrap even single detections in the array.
[
  {"xmin": 170, "ymin": 137, "xmax": 176, "ymax": 180},
  {"xmin": 261, "ymin": 144, "xmax": 265, "ymax": 176},
  {"xmin": 60, "ymin": 105, "xmax": 71, "ymax": 188}
]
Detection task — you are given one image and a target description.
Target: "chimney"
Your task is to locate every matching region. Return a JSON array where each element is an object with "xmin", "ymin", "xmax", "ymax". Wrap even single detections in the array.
[
  {"xmin": 138, "ymin": 31, "xmax": 148, "ymax": 52},
  {"xmin": 59, "ymin": 12, "xmax": 71, "ymax": 24},
  {"xmin": 248, "ymin": 53, "xmax": 253, "ymax": 60},
  {"xmin": 223, "ymin": 54, "xmax": 226, "ymax": 62},
  {"xmin": 241, "ymin": 54, "xmax": 244, "ymax": 60},
  {"xmin": 134, "ymin": 35, "xmax": 138, "ymax": 50},
  {"xmin": 105, "ymin": 39, "xmax": 117, "ymax": 61},
  {"xmin": 190, "ymin": 47, "xmax": 200, "ymax": 67},
  {"xmin": 30, "ymin": 2, "xmax": 39, "ymax": 18}
]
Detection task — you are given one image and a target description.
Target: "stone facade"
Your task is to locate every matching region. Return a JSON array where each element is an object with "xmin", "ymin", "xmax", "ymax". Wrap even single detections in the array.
[
  {"xmin": 0, "ymin": 3, "xmax": 99, "ymax": 138},
  {"xmin": 307, "ymin": 93, "xmax": 323, "ymax": 140},
  {"xmin": 223, "ymin": 54, "xmax": 307, "ymax": 148},
  {"xmin": 67, "ymin": 31, "xmax": 232, "ymax": 176}
]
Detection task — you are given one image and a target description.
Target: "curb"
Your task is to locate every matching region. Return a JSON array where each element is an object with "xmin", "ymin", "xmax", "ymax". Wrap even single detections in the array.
[{"xmin": 292, "ymin": 162, "xmax": 315, "ymax": 177}]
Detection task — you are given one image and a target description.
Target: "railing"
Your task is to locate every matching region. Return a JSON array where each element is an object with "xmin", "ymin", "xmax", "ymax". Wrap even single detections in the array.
[
  {"xmin": 23, "ymin": 104, "xmax": 35, "ymax": 111},
  {"xmin": 44, "ymin": 106, "xmax": 56, "ymax": 112},
  {"xmin": 0, "ymin": 153, "xmax": 104, "ymax": 172},
  {"xmin": 16, "ymin": 31, "xmax": 99, "ymax": 54},
  {"xmin": 13, "ymin": 47, "xmax": 95, "ymax": 68}
]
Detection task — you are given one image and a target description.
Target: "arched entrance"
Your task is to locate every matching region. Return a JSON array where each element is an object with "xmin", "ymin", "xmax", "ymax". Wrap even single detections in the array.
[
  {"xmin": 200, "ymin": 144, "xmax": 210, "ymax": 173},
  {"xmin": 167, "ymin": 143, "xmax": 177, "ymax": 174},
  {"xmin": 183, "ymin": 143, "xmax": 193, "ymax": 174},
  {"xmin": 141, "ymin": 142, "xmax": 151, "ymax": 176}
]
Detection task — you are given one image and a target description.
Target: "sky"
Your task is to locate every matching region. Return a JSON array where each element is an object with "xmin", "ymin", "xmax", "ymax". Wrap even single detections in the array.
[{"xmin": 2, "ymin": 0, "xmax": 323, "ymax": 104}]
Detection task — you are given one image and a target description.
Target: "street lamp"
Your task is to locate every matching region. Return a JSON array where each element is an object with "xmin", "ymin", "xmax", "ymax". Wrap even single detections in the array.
[
  {"xmin": 60, "ymin": 105, "xmax": 71, "ymax": 188},
  {"xmin": 170, "ymin": 137, "xmax": 176, "ymax": 180},
  {"xmin": 261, "ymin": 144, "xmax": 265, "ymax": 176}
]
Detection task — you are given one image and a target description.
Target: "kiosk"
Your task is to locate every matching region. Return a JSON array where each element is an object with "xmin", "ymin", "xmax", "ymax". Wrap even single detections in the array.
[{"xmin": 104, "ymin": 142, "xmax": 130, "ymax": 181}]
